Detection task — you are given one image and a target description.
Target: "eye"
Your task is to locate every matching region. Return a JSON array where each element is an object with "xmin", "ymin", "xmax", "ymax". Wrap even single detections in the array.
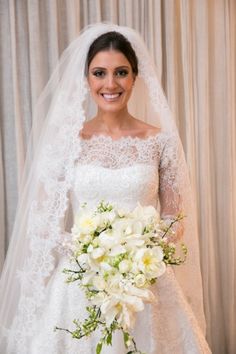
[
  {"xmin": 92, "ymin": 70, "xmax": 106, "ymax": 78},
  {"xmin": 115, "ymin": 69, "xmax": 129, "ymax": 77}
]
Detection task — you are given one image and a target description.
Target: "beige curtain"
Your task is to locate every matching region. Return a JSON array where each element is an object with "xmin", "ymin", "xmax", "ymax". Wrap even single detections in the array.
[{"xmin": 0, "ymin": 1, "xmax": 235, "ymax": 353}]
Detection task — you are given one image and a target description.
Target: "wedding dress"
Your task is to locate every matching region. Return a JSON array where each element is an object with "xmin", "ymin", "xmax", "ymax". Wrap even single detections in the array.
[
  {"xmin": 0, "ymin": 23, "xmax": 211, "ymax": 354},
  {"xmin": 29, "ymin": 132, "xmax": 211, "ymax": 354}
]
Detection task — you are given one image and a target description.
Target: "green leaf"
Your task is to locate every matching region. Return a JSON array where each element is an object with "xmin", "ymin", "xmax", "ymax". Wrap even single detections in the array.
[
  {"xmin": 96, "ymin": 342, "xmax": 103, "ymax": 354},
  {"xmin": 123, "ymin": 331, "xmax": 130, "ymax": 347},
  {"xmin": 106, "ymin": 332, "xmax": 112, "ymax": 345}
]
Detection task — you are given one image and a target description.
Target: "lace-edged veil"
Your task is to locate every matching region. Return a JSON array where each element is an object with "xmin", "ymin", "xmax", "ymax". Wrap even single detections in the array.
[{"xmin": 0, "ymin": 23, "xmax": 206, "ymax": 352}]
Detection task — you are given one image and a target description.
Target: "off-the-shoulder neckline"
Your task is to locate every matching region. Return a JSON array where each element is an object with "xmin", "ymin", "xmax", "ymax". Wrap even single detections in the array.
[{"xmin": 79, "ymin": 131, "xmax": 170, "ymax": 143}]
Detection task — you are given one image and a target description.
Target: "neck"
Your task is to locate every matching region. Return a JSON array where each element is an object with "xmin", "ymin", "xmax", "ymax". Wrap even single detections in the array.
[{"xmin": 96, "ymin": 107, "xmax": 133, "ymax": 134}]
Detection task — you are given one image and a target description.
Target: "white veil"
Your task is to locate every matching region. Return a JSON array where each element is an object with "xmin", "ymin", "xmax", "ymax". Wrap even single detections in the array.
[{"xmin": 0, "ymin": 23, "xmax": 206, "ymax": 353}]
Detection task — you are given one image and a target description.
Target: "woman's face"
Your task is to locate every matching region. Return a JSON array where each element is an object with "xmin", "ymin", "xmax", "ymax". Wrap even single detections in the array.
[{"xmin": 87, "ymin": 49, "xmax": 135, "ymax": 114}]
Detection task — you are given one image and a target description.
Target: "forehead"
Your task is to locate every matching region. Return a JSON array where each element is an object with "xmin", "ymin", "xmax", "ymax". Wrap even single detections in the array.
[{"xmin": 88, "ymin": 49, "xmax": 131, "ymax": 69}]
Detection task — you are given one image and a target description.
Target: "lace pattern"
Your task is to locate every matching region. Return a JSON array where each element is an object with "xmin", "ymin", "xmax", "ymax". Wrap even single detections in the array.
[{"xmin": 76, "ymin": 132, "xmax": 166, "ymax": 168}]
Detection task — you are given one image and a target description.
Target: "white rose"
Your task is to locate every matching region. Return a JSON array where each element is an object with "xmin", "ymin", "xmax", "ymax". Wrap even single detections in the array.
[{"xmin": 134, "ymin": 274, "xmax": 146, "ymax": 287}]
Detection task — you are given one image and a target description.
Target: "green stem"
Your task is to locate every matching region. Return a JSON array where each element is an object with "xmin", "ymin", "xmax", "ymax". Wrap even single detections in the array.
[{"xmin": 161, "ymin": 215, "xmax": 184, "ymax": 239}]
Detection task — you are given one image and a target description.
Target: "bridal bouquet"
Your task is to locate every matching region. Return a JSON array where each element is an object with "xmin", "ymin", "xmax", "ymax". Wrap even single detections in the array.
[{"xmin": 55, "ymin": 201, "xmax": 187, "ymax": 354}]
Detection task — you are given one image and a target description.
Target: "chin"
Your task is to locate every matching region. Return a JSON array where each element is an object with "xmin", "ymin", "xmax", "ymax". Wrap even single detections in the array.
[
  {"xmin": 97, "ymin": 101, "xmax": 127, "ymax": 113},
  {"xmin": 100, "ymin": 106, "xmax": 126, "ymax": 114}
]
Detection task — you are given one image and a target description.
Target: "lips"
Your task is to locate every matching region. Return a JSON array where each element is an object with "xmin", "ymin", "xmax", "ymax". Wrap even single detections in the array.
[{"xmin": 101, "ymin": 93, "xmax": 122, "ymax": 100}]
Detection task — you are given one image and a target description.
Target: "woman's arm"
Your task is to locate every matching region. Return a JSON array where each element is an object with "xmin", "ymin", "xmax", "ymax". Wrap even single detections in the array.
[{"xmin": 158, "ymin": 133, "xmax": 186, "ymax": 242}]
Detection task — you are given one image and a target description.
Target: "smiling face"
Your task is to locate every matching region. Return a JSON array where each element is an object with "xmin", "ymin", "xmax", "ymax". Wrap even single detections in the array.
[{"xmin": 87, "ymin": 50, "xmax": 136, "ymax": 114}]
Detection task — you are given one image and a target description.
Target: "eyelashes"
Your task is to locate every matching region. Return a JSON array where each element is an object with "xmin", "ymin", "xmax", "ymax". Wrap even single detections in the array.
[
  {"xmin": 91, "ymin": 69, "xmax": 129, "ymax": 78},
  {"xmin": 115, "ymin": 69, "xmax": 129, "ymax": 77},
  {"xmin": 92, "ymin": 70, "xmax": 105, "ymax": 77}
]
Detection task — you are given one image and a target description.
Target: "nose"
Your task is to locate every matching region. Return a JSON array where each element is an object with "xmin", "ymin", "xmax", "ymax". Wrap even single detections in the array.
[{"xmin": 105, "ymin": 73, "xmax": 118, "ymax": 90}]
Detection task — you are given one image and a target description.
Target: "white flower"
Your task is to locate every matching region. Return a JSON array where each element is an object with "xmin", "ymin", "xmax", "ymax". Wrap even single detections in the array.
[
  {"xmin": 98, "ymin": 230, "xmax": 116, "ymax": 249},
  {"xmin": 116, "ymin": 303, "xmax": 136, "ymax": 330},
  {"xmin": 73, "ymin": 212, "xmax": 100, "ymax": 235},
  {"xmin": 81, "ymin": 270, "xmax": 96, "ymax": 285},
  {"xmin": 132, "ymin": 203, "xmax": 159, "ymax": 224},
  {"xmin": 134, "ymin": 274, "xmax": 146, "ymax": 287},
  {"xmin": 87, "ymin": 244, "xmax": 94, "ymax": 253},
  {"xmin": 92, "ymin": 276, "xmax": 106, "ymax": 290},
  {"xmin": 67, "ymin": 200, "xmax": 186, "ymax": 339},
  {"xmin": 108, "ymin": 245, "xmax": 126, "ymax": 257},
  {"xmin": 100, "ymin": 292, "xmax": 144, "ymax": 330},
  {"xmin": 117, "ymin": 208, "xmax": 126, "ymax": 217},
  {"xmin": 100, "ymin": 261, "xmax": 112, "ymax": 272},
  {"xmin": 91, "ymin": 247, "xmax": 105, "ymax": 260},
  {"xmin": 124, "ymin": 284, "xmax": 155, "ymax": 303},
  {"xmin": 77, "ymin": 253, "xmax": 89, "ymax": 266},
  {"xmin": 107, "ymin": 273, "xmax": 123, "ymax": 291},
  {"xmin": 100, "ymin": 210, "xmax": 117, "ymax": 226},
  {"xmin": 124, "ymin": 234, "xmax": 146, "ymax": 249},
  {"xmin": 112, "ymin": 218, "xmax": 133, "ymax": 235},
  {"xmin": 119, "ymin": 259, "xmax": 131, "ymax": 273},
  {"xmin": 125, "ymin": 225, "xmax": 133, "ymax": 235},
  {"xmin": 132, "ymin": 220, "xmax": 145, "ymax": 234},
  {"xmin": 134, "ymin": 247, "xmax": 166, "ymax": 279},
  {"xmin": 97, "ymin": 230, "xmax": 126, "ymax": 257},
  {"xmin": 82, "ymin": 234, "xmax": 93, "ymax": 243}
]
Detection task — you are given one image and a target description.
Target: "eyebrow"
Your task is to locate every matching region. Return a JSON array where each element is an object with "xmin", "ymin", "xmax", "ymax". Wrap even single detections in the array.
[{"xmin": 90, "ymin": 65, "xmax": 130, "ymax": 71}]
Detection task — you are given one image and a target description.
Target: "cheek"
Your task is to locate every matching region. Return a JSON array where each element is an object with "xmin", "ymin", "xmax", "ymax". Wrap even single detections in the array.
[
  {"xmin": 88, "ymin": 79, "xmax": 101, "ymax": 95},
  {"xmin": 124, "ymin": 77, "xmax": 135, "ymax": 89},
  {"xmin": 124, "ymin": 81, "xmax": 134, "ymax": 94}
]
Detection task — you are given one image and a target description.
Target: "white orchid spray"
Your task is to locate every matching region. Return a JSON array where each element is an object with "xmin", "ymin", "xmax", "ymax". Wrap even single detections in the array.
[{"xmin": 55, "ymin": 201, "xmax": 187, "ymax": 354}]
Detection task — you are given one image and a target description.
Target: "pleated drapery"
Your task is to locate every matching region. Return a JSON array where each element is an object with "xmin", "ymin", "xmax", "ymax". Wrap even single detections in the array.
[{"xmin": 0, "ymin": 1, "xmax": 235, "ymax": 353}]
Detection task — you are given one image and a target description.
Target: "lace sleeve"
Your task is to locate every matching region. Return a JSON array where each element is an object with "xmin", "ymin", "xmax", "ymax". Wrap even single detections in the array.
[{"xmin": 158, "ymin": 133, "xmax": 185, "ymax": 241}]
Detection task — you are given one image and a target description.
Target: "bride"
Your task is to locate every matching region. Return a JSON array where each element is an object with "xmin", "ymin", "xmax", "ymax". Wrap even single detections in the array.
[{"xmin": 0, "ymin": 23, "xmax": 211, "ymax": 353}]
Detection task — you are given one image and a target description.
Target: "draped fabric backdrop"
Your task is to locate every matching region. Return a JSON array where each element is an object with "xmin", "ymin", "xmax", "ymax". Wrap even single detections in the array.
[{"xmin": 0, "ymin": 0, "xmax": 235, "ymax": 353}]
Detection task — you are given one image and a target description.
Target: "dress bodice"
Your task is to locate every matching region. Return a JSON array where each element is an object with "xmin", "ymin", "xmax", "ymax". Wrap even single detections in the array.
[{"xmin": 70, "ymin": 132, "xmax": 169, "ymax": 212}]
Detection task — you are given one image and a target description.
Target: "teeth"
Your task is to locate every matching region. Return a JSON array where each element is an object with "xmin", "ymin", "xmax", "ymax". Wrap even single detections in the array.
[{"xmin": 102, "ymin": 93, "xmax": 120, "ymax": 99}]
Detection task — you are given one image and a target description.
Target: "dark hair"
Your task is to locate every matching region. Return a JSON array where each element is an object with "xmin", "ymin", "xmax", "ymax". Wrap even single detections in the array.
[{"xmin": 86, "ymin": 31, "xmax": 138, "ymax": 76}]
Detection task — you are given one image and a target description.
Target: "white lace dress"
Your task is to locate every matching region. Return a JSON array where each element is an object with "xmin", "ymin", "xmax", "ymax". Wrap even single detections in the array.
[{"xmin": 30, "ymin": 132, "xmax": 211, "ymax": 354}]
